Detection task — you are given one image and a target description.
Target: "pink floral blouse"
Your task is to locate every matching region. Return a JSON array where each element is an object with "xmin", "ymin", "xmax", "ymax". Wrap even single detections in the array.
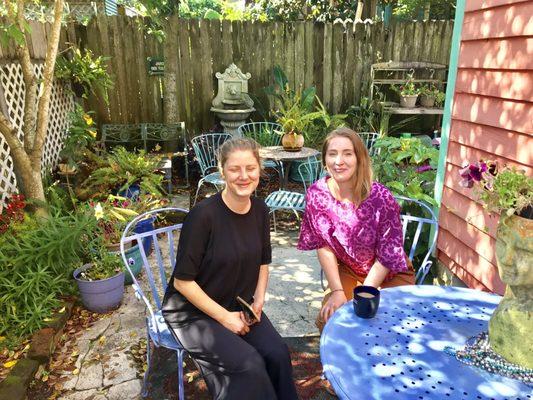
[{"xmin": 297, "ymin": 178, "xmax": 408, "ymax": 277}]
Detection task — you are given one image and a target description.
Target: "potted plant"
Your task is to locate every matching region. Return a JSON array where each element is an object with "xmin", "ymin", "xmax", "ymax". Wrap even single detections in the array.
[
  {"xmin": 459, "ymin": 161, "xmax": 533, "ymax": 368},
  {"xmin": 419, "ymin": 84, "xmax": 445, "ymax": 108},
  {"xmin": 58, "ymin": 104, "xmax": 98, "ymax": 174},
  {"xmin": 73, "ymin": 248, "xmax": 128, "ymax": 313},
  {"xmin": 78, "ymin": 147, "xmax": 165, "ymax": 201},
  {"xmin": 274, "ymin": 90, "xmax": 321, "ymax": 151},
  {"xmin": 392, "ymin": 76, "xmax": 419, "ymax": 108},
  {"xmin": 55, "ymin": 47, "xmax": 114, "ymax": 104}
]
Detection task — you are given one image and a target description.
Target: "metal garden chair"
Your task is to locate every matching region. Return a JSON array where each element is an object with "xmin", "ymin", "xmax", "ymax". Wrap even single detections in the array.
[
  {"xmin": 237, "ymin": 122, "xmax": 284, "ymax": 184},
  {"xmin": 265, "ymin": 157, "xmax": 325, "ymax": 231},
  {"xmin": 358, "ymin": 132, "xmax": 380, "ymax": 156},
  {"xmin": 120, "ymin": 207, "xmax": 189, "ymax": 399},
  {"xmin": 191, "ymin": 133, "xmax": 232, "ymax": 205},
  {"xmin": 320, "ymin": 195, "xmax": 438, "ymax": 289}
]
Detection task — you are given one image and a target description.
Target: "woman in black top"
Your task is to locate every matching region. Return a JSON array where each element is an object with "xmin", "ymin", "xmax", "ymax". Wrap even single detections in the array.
[{"xmin": 162, "ymin": 138, "xmax": 298, "ymax": 400}]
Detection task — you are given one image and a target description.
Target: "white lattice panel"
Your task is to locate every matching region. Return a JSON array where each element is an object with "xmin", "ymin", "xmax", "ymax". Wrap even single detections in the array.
[{"xmin": 0, "ymin": 62, "xmax": 74, "ymax": 211}]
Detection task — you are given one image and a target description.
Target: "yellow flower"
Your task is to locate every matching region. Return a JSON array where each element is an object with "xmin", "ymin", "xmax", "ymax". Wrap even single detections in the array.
[
  {"xmin": 88, "ymin": 129, "xmax": 97, "ymax": 138},
  {"xmin": 94, "ymin": 203, "xmax": 104, "ymax": 220},
  {"xmin": 83, "ymin": 114, "xmax": 93, "ymax": 126}
]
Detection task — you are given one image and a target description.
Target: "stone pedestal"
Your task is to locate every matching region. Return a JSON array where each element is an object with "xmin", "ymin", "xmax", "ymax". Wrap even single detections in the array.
[{"xmin": 489, "ymin": 214, "xmax": 533, "ymax": 368}]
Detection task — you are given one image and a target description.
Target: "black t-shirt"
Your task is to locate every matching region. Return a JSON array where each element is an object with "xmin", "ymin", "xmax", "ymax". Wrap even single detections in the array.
[{"xmin": 162, "ymin": 192, "xmax": 271, "ymax": 327}]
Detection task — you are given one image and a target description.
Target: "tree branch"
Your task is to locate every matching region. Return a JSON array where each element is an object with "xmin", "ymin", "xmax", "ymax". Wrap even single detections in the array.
[
  {"xmin": 15, "ymin": 0, "xmax": 38, "ymax": 153},
  {"xmin": 31, "ymin": 0, "xmax": 64, "ymax": 164},
  {"xmin": 0, "ymin": 111, "xmax": 29, "ymax": 170}
]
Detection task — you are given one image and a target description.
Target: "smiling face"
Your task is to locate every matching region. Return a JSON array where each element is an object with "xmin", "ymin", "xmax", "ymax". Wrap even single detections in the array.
[
  {"xmin": 324, "ymin": 136, "xmax": 357, "ymax": 185},
  {"xmin": 221, "ymin": 149, "xmax": 261, "ymax": 199}
]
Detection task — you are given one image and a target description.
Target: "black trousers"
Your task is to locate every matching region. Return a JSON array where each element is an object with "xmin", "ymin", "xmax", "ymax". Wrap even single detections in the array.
[{"xmin": 169, "ymin": 314, "xmax": 299, "ymax": 400}]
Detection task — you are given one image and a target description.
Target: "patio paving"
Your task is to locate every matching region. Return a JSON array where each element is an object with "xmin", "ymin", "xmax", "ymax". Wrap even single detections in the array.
[{"xmin": 56, "ymin": 194, "xmax": 324, "ymax": 400}]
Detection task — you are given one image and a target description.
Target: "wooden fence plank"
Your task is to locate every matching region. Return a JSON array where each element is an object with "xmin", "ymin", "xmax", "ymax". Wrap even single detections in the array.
[
  {"xmin": 322, "ymin": 23, "xmax": 333, "ymax": 109},
  {"xmin": 331, "ymin": 23, "xmax": 344, "ymax": 113}
]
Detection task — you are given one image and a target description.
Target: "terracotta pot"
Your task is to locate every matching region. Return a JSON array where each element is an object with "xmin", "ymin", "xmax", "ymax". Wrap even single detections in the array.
[
  {"xmin": 399, "ymin": 94, "xmax": 418, "ymax": 108},
  {"xmin": 281, "ymin": 132, "xmax": 304, "ymax": 152},
  {"xmin": 419, "ymin": 94, "xmax": 435, "ymax": 108},
  {"xmin": 488, "ymin": 213, "xmax": 533, "ymax": 368}
]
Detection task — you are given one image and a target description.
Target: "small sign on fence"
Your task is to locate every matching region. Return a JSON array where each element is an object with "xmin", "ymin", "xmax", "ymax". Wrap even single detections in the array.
[{"xmin": 147, "ymin": 57, "xmax": 164, "ymax": 76}]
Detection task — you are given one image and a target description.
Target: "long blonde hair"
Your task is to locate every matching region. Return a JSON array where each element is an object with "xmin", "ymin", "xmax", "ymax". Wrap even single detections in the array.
[{"xmin": 321, "ymin": 127, "xmax": 373, "ymax": 206}]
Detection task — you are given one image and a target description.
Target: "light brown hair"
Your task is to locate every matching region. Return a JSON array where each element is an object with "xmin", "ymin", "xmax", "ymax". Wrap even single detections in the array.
[
  {"xmin": 218, "ymin": 137, "xmax": 262, "ymax": 170},
  {"xmin": 321, "ymin": 127, "xmax": 373, "ymax": 206}
]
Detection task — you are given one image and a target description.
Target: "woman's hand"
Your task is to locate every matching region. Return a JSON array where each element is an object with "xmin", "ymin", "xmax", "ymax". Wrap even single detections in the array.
[
  {"xmin": 220, "ymin": 311, "xmax": 250, "ymax": 335},
  {"xmin": 320, "ymin": 291, "xmax": 348, "ymax": 323},
  {"xmin": 251, "ymin": 299, "xmax": 264, "ymax": 323}
]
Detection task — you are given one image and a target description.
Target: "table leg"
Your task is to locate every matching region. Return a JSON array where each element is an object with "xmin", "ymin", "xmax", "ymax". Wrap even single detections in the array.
[{"xmin": 282, "ymin": 161, "xmax": 293, "ymax": 189}]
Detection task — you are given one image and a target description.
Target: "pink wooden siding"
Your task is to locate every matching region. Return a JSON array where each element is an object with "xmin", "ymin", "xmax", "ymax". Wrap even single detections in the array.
[{"xmin": 438, "ymin": 1, "xmax": 533, "ymax": 294}]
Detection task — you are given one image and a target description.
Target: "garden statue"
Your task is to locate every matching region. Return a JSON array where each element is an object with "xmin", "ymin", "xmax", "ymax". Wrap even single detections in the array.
[
  {"xmin": 210, "ymin": 63, "xmax": 255, "ymax": 136},
  {"xmin": 489, "ymin": 213, "xmax": 533, "ymax": 368}
]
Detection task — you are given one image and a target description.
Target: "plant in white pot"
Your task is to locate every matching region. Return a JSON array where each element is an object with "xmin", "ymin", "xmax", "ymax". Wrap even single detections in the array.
[
  {"xmin": 459, "ymin": 161, "xmax": 533, "ymax": 368},
  {"xmin": 391, "ymin": 76, "xmax": 420, "ymax": 108}
]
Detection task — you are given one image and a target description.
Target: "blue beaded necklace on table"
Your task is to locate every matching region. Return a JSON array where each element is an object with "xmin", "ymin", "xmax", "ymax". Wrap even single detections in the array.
[{"xmin": 444, "ymin": 331, "xmax": 533, "ymax": 387}]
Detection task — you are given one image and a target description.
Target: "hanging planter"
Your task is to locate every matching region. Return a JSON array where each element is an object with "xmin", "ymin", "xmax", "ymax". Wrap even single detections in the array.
[{"xmin": 419, "ymin": 94, "xmax": 435, "ymax": 108}]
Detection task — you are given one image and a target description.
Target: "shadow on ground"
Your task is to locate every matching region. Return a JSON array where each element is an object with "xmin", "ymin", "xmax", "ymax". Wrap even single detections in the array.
[{"xmin": 146, "ymin": 336, "xmax": 336, "ymax": 400}]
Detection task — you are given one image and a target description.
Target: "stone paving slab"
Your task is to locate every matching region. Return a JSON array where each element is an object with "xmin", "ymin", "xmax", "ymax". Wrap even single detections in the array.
[{"xmin": 56, "ymin": 196, "xmax": 323, "ymax": 399}]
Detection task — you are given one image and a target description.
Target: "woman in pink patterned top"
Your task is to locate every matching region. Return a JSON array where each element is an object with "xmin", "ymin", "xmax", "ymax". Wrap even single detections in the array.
[{"xmin": 297, "ymin": 127, "xmax": 414, "ymax": 331}]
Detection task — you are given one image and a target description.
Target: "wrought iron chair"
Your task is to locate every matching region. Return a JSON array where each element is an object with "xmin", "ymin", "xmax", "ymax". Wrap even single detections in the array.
[
  {"xmin": 320, "ymin": 195, "xmax": 438, "ymax": 289},
  {"xmin": 266, "ymin": 157, "xmax": 324, "ymax": 231},
  {"xmin": 358, "ymin": 132, "xmax": 380, "ymax": 156},
  {"xmin": 191, "ymin": 133, "xmax": 232, "ymax": 205},
  {"xmin": 237, "ymin": 122, "xmax": 284, "ymax": 183},
  {"xmin": 120, "ymin": 207, "xmax": 188, "ymax": 399}
]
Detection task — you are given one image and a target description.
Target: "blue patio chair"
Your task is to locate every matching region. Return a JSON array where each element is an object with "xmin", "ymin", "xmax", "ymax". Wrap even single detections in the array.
[
  {"xmin": 191, "ymin": 133, "xmax": 232, "ymax": 205},
  {"xmin": 237, "ymin": 122, "xmax": 284, "ymax": 184},
  {"xmin": 319, "ymin": 195, "xmax": 438, "ymax": 289},
  {"xmin": 358, "ymin": 132, "xmax": 380, "ymax": 156},
  {"xmin": 120, "ymin": 207, "xmax": 189, "ymax": 399},
  {"xmin": 266, "ymin": 156, "xmax": 325, "ymax": 231}
]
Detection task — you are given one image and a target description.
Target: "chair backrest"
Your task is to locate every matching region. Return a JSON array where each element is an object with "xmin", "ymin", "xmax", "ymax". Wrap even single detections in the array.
[
  {"xmin": 120, "ymin": 208, "xmax": 188, "ymax": 313},
  {"xmin": 191, "ymin": 133, "xmax": 232, "ymax": 177},
  {"xmin": 394, "ymin": 195, "xmax": 438, "ymax": 284},
  {"xmin": 358, "ymin": 132, "xmax": 380, "ymax": 156},
  {"xmin": 298, "ymin": 157, "xmax": 326, "ymax": 192},
  {"xmin": 237, "ymin": 122, "xmax": 283, "ymax": 147}
]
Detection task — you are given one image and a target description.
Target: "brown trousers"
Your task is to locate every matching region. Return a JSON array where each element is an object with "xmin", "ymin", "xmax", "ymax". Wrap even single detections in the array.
[{"xmin": 316, "ymin": 262, "xmax": 415, "ymax": 332}]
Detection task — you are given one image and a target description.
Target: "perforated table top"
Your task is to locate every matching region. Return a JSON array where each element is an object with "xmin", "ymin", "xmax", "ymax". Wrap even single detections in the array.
[{"xmin": 320, "ymin": 286, "xmax": 532, "ymax": 400}]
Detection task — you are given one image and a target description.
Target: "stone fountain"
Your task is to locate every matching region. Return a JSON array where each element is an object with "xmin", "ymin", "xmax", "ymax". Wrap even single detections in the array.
[{"xmin": 210, "ymin": 63, "xmax": 255, "ymax": 136}]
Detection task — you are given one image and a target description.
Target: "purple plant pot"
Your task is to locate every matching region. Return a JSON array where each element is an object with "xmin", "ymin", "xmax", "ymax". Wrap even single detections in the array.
[{"xmin": 73, "ymin": 263, "xmax": 125, "ymax": 313}]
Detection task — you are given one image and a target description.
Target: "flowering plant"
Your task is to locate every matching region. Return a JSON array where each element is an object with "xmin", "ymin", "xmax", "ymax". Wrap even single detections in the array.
[
  {"xmin": 90, "ymin": 194, "xmax": 168, "ymax": 244},
  {"xmin": 459, "ymin": 160, "xmax": 533, "ymax": 218},
  {"xmin": 0, "ymin": 194, "xmax": 26, "ymax": 234},
  {"xmin": 391, "ymin": 74, "xmax": 419, "ymax": 96}
]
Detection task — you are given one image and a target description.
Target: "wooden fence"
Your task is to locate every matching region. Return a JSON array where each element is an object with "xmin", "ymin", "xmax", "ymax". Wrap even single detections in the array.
[{"xmin": 0, "ymin": 16, "xmax": 453, "ymax": 137}]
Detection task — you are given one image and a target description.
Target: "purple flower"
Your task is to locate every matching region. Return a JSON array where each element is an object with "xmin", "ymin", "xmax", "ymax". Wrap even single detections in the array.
[
  {"xmin": 459, "ymin": 161, "xmax": 488, "ymax": 187},
  {"xmin": 416, "ymin": 165, "xmax": 433, "ymax": 173},
  {"xmin": 128, "ymin": 258, "xmax": 135, "ymax": 266}
]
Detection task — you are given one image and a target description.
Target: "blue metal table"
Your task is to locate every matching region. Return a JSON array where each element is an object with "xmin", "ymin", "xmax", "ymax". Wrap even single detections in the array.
[{"xmin": 320, "ymin": 286, "xmax": 532, "ymax": 400}]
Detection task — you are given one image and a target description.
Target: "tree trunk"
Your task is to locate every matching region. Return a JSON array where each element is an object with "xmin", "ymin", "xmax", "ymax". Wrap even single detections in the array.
[{"xmin": 163, "ymin": 15, "xmax": 179, "ymax": 124}]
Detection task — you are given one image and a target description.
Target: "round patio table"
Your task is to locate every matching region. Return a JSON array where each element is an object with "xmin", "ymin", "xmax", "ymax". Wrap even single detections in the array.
[
  {"xmin": 259, "ymin": 146, "xmax": 319, "ymax": 188},
  {"xmin": 320, "ymin": 285, "xmax": 532, "ymax": 400}
]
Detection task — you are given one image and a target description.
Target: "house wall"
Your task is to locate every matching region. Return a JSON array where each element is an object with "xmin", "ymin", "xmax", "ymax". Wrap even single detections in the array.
[{"xmin": 437, "ymin": 0, "xmax": 533, "ymax": 294}]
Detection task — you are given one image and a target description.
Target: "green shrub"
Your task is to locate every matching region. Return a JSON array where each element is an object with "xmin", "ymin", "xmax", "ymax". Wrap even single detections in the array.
[
  {"xmin": 0, "ymin": 211, "xmax": 96, "ymax": 339},
  {"xmin": 372, "ymin": 136, "xmax": 438, "ymax": 206}
]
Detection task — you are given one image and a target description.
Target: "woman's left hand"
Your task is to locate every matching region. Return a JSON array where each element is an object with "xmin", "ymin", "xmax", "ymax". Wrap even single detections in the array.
[{"xmin": 251, "ymin": 300, "xmax": 263, "ymax": 322}]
